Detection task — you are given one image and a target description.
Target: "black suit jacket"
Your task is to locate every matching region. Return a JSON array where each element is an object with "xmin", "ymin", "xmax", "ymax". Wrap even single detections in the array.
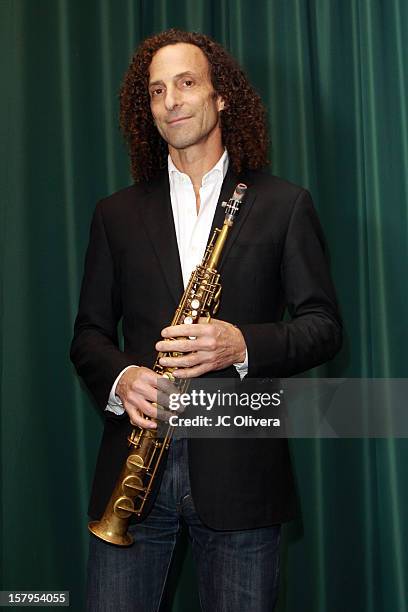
[{"xmin": 70, "ymin": 167, "xmax": 342, "ymax": 529}]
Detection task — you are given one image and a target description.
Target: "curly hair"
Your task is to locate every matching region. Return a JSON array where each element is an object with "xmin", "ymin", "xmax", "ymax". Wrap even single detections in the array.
[{"xmin": 120, "ymin": 29, "xmax": 269, "ymax": 182}]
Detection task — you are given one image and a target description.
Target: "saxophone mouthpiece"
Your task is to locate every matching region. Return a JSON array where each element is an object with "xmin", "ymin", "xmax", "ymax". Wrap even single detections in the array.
[
  {"xmin": 222, "ymin": 183, "xmax": 248, "ymax": 221},
  {"xmin": 234, "ymin": 183, "xmax": 247, "ymax": 198}
]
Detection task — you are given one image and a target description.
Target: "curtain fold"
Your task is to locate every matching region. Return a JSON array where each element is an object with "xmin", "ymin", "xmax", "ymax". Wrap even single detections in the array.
[{"xmin": 2, "ymin": 1, "xmax": 407, "ymax": 610}]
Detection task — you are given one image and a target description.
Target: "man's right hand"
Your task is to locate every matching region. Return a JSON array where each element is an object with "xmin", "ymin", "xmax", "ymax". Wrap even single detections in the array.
[{"xmin": 116, "ymin": 366, "xmax": 177, "ymax": 429}]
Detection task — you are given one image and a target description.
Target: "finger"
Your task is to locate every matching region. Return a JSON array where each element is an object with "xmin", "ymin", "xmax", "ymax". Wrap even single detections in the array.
[
  {"xmin": 137, "ymin": 398, "xmax": 158, "ymax": 419},
  {"xmin": 155, "ymin": 404, "xmax": 175, "ymax": 422},
  {"xmin": 136, "ymin": 367, "xmax": 179, "ymax": 392},
  {"xmin": 156, "ymin": 382, "xmax": 180, "ymax": 410},
  {"xmin": 166, "ymin": 393, "xmax": 186, "ymax": 414},
  {"xmin": 156, "ymin": 388, "xmax": 171, "ymax": 410},
  {"xmin": 128, "ymin": 373, "xmax": 176, "ymax": 404},
  {"xmin": 129, "ymin": 414, "xmax": 156, "ymax": 429},
  {"xmin": 127, "ymin": 404, "xmax": 157, "ymax": 429},
  {"xmin": 172, "ymin": 363, "xmax": 211, "ymax": 378},
  {"xmin": 125, "ymin": 382, "xmax": 160, "ymax": 406},
  {"xmin": 161, "ymin": 324, "xmax": 213, "ymax": 338},
  {"xmin": 160, "ymin": 351, "xmax": 214, "ymax": 370},
  {"xmin": 156, "ymin": 376, "xmax": 179, "ymax": 396},
  {"xmin": 159, "ymin": 352, "xmax": 203, "ymax": 368},
  {"xmin": 155, "ymin": 338, "xmax": 200, "ymax": 353},
  {"xmin": 128, "ymin": 369, "xmax": 159, "ymax": 392},
  {"xmin": 124, "ymin": 395, "xmax": 158, "ymax": 420}
]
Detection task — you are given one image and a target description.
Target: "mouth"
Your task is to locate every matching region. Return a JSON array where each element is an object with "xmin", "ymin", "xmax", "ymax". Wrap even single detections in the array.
[{"xmin": 167, "ymin": 116, "xmax": 192, "ymax": 126}]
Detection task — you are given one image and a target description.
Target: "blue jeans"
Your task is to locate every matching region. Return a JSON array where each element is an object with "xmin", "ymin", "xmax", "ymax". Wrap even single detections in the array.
[{"xmin": 86, "ymin": 438, "xmax": 281, "ymax": 611}]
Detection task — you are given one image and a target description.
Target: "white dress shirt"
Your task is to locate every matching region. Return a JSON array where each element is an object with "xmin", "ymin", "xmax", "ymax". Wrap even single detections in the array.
[{"xmin": 106, "ymin": 150, "xmax": 248, "ymax": 414}]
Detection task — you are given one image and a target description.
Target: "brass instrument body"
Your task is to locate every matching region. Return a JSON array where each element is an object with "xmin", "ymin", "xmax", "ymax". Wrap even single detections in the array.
[
  {"xmin": 89, "ymin": 428, "xmax": 170, "ymax": 546},
  {"xmin": 89, "ymin": 183, "xmax": 247, "ymax": 546}
]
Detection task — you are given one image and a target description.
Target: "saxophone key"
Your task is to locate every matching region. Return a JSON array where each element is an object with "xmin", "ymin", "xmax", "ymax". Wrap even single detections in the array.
[
  {"xmin": 127, "ymin": 454, "xmax": 144, "ymax": 471},
  {"xmin": 114, "ymin": 496, "xmax": 135, "ymax": 519},
  {"xmin": 122, "ymin": 475, "xmax": 145, "ymax": 495}
]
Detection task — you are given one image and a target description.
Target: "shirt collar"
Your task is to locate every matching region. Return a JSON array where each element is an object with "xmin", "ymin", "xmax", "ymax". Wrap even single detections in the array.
[{"xmin": 168, "ymin": 149, "xmax": 229, "ymax": 185}]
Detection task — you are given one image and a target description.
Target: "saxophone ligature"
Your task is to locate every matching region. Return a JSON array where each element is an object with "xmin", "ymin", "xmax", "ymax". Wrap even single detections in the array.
[{"xmin": 89, "ymin": 183, "xmax": 247, "ymax": 545}]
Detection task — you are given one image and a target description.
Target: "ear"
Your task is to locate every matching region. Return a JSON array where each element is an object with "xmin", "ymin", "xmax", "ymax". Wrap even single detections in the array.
[{"xmin": 217, "ymin": 96, "xmax": 225, "ymax": 112}]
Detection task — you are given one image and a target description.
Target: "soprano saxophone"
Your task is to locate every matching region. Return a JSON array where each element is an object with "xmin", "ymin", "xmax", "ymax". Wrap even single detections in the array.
[{"xmin": 89, "ymin": 183, "xmax": 247, "ymax": 546}]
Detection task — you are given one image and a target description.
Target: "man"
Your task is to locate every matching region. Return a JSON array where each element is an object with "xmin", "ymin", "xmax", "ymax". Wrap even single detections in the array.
[{"xmin": 71, "ymin": 29, "xmax": 342, "ymax": 611}]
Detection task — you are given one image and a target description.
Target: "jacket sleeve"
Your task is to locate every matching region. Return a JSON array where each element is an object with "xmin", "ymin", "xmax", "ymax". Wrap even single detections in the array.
[
  {"xmin": 70, "ymin": 202, "xmax": 136, "ymax": 412},
  {"xmin": 238, "ymin": 189, "xmax": 342, "ymax": 377}
]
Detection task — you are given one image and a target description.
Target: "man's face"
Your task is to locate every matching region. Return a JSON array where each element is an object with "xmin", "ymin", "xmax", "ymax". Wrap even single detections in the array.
[{"xmin": 148, "ymin": 43, "xmax": 224, "ymax": 151}]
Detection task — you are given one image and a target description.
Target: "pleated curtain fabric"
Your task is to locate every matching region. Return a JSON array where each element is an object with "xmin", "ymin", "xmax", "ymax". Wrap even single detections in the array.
[{"xmin": 1, "ymin": 1, "xmax": 407, "ymax": 610}]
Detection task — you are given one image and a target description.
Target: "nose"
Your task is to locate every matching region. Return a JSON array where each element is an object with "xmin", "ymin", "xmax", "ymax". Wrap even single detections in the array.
[{"xmin": 164, "ymin": 84, "xmax": 182, "ymax": 112}]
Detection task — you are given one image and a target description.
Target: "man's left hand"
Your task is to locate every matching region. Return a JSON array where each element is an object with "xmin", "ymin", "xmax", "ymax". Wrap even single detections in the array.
[{"xmin": 155, "ymin": 318, "xmax": 246, "ymax": 378}]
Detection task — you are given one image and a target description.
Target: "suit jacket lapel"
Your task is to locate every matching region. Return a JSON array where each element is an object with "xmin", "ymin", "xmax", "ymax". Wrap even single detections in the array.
[
  {"xmin": 208, "ymin": 167, "xmax": 256, "ymax": 271},
  {"xmin": 139, "ymin": 167, "xmax": 257, "ymax": 307},
  {"xmin": 139, "ymin": 170, "xmax": 184, "ymax": 307}
]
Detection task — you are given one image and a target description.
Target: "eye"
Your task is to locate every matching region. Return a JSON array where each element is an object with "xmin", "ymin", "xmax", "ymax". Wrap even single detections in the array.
[
  {"xmin": 182, "ymin": 79, "xmax": 194, "ymax": 87},
  {"xmin": 150, "ymin": 87, "xmax": 164, "ymax": 97}
]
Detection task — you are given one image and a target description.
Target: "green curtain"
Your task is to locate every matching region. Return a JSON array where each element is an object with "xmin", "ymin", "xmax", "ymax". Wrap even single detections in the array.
[{"xmin": 2, "ymin": 1, "xmax": 407, "ymax": 610}]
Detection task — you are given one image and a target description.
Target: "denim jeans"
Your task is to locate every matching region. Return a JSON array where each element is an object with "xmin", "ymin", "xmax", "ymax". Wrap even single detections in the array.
[{"xmin": 86, "ymin": 438, "xmax": 281, "ymax": 612}]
